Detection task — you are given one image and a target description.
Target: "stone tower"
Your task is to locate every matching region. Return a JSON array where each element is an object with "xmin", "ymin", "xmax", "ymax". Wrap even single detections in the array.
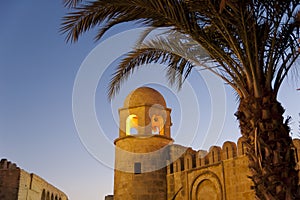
[{"xmin": 114, "ymin": 87, "xmax": 173, "ymax": 200}]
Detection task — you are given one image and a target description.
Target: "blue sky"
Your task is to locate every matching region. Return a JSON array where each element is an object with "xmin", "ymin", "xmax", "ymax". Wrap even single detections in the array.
[{"xmin": 0, "ymin": 1, "xmax": 299, "ymax": 200}]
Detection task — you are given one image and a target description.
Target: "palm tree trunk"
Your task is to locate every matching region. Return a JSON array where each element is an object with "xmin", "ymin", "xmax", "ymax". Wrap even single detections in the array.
[{"xmin": 236, "ymin": 94, "xmax": 299, "ymax": 200}]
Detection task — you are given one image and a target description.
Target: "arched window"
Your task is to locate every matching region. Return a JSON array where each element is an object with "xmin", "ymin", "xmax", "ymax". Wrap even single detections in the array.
[
  {"xmin": 46, "ymin": 192, "xmax": 50, "ymax": 200},
  {"xmin": 126, "ymin": 114, "xmax": 138, "ymax": 135},
  {"xmin": 170, "ymin": 163, "xmax": 174, "ymax": 174},
  {"xmin": 151, "ymin": 115, "xmax": 164, "ymax": 135},
  {"xmin": 41, "ymin": 189, "xmax": 46, "ymax": 200}
]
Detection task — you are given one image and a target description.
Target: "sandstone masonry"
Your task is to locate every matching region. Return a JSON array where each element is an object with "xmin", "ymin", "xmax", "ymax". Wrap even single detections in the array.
[{"xmin": 0, "ymin": 159, "xmax": 68, "ymax": 200}]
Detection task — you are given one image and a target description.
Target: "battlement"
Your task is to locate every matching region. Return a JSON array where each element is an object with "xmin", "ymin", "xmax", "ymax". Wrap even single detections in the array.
[
  {"xmin": 167, "ymin": 137, "xmax": 300, "ymax": 174},
  {"xmin": 0, "ymin": 158, "xmax": 68, "ymax": 200},
  {"xmin": 0, "ymin": 159, "xmax": 19, "ymax": 170}
]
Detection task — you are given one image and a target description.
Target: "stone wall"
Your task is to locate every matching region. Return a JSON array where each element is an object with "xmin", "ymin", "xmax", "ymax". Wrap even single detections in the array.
[
  {"xmin": 166, "ymin": 137, "xmax": 300, "ymax": 200},
  {"xmin": 0, "ymin": 159, "xmax": 68, "ymax": 200},
  {"xmin": 0, "ymin": 159, "xmax": 20, "ymax": 200}
]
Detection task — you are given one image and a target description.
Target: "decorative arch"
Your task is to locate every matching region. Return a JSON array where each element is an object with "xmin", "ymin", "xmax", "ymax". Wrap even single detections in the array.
[
  {"xmin": 171, "ymin": 187, "xmax": 183, "ymax": 200},
  {"xmin": 41, "ymin": 189, "xmax": 46, "ymax": 200},
  {"xmin": 184, "ymin": 154, "xmax": 193, "ymax": 170},
  {"xmin": 237, "ymin": 137, "xmax": 248, "ymax": 156},
  {"xmin": 46, "ymin": 192, "xmax": 50, "ymax": 200},
  {"xmin": 173, "ymin": 159, "xmax": 183, "ymax": 173},
  {"xmin": 190, "ymin": 171, "xmax": 223, "ymax": 200},
  {"xmin": 126, "ymin": 114, "xmax": 138, "ymax": 135},
  {"xmin": 151, "ymin": 114, "xmax": 164, "ymax": 135}
]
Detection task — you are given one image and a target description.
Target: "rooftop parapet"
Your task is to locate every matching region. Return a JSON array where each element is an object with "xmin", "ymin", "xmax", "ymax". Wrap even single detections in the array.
[
  {"xmin": 0, "ymin": 158, "xmax": 18, "ymax": 170},
  {"xmin": 168, "ymin": 137, "xmax": 300, "ymax": 174}
]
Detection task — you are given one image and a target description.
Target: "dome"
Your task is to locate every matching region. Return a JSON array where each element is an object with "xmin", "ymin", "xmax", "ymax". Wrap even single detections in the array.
[{"xmin": 124, "ymin": 87, "xmax": 166, "ymax": 108}]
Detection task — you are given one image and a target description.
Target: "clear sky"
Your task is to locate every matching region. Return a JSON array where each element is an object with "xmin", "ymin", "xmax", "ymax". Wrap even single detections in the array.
[{"xmin": 0, "ymin": 1, "xmax": 299, "ymax": 200}]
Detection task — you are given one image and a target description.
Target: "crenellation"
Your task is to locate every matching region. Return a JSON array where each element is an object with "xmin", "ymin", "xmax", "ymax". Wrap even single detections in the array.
[
  {"xmin": 222, "ymin": 141, "xmax": 237, "ymax": 160},
  {"xmin": 167, "ymin": 137, "xmax": 300, "ymax": 176},
  {"xmin": 0, "ymin": 159, "xmax": 19, "ymax": 171},
  {"xmin": 208, "ymin": 146, "xmax": 222, "ymax": 164},
  {"xmin": 183, "ymin": 148, "xmax": 196, "ymax": 171},
  {"xmin": 0, "ymin": 158, "xmax": 68, "ymax": 200},
  {"xmin": 184, "ymin": 153, "xmax": 193, "ymax": 171},
  {"xmin": 196, "ymin": 150, "xmax": 208, "ymax": 168},
  {"xmin": 237, "ymin": 137, "xmax": 248, "ymax": 156},
  {"xmin": 0, "ymin": 159, "xmax": 8, "ymax": 169},
  {"xmin": 10, "ymin": 163, "xmax": 17, "ymax": 169},
  {"xmin": 173, "ymin": 159, "xmax": 180, "ymax": 173}
]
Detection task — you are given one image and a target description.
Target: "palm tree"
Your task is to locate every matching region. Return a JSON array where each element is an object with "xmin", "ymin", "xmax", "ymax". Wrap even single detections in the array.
[{"xmin": 61, "ymin": 0, "xmax": 300, "ymax": 199}]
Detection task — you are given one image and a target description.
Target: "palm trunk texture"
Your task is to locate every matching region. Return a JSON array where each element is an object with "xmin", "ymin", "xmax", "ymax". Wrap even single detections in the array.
[{"xmin": 236, "ymin": 95, "xmax": 299, "ymax": 200}]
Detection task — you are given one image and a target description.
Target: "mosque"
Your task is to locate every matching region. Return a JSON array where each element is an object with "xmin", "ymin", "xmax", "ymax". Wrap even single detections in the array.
[{"xmin": 107, "ymin": 86, "xmax": 300, "ymax": 200}]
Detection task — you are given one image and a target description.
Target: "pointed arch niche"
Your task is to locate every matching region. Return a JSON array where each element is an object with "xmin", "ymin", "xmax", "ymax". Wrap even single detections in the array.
[
  {"xmin": 126, "ymin": 114, "xmax": 138, "ymax": 135},
  {"xmin": 151, "ymin": 114, "xmax": 165, "ymax": 135}
]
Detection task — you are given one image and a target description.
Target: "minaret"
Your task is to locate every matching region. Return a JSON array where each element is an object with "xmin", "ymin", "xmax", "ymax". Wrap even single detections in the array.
[{"xmin": 114, "ymin": 87, "xmax": 173, "ymax": 200}]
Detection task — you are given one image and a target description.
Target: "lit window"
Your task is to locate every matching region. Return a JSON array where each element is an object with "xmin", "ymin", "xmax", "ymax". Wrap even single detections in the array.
[
  {"xmin": 151, "ymin": 115, "xmax": 164, "ymax": 135},
  {"xmin": 126, "ymin": 115, "xmax": 138, "ymax": 135}
]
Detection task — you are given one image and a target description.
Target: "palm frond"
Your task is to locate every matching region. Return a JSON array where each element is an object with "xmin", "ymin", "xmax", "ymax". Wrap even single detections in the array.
[
  {"xmin": 108, "ymin": 31, "xmax": 244, "ymax": 98},
  {"xmin": 108, "ymin": 47, "xmax": 194, "ymax": 98},
  {"xmin": 108, "ymin": 31, "xmax": 208, "ymax": 98},
  {"xmin": 135, "ymin": 27, "xmax": 159, "ymax": 48},
  {"xmin": 61, "ymin": 0, "xmax": 199, "ymax": 42},
  {"xmin": 63, "ymin": 0, "xmax": 83, "ymax": 8},
  {"xmin": 62, "ymin": 0, "xmax": 300, "ymax": 99}
]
